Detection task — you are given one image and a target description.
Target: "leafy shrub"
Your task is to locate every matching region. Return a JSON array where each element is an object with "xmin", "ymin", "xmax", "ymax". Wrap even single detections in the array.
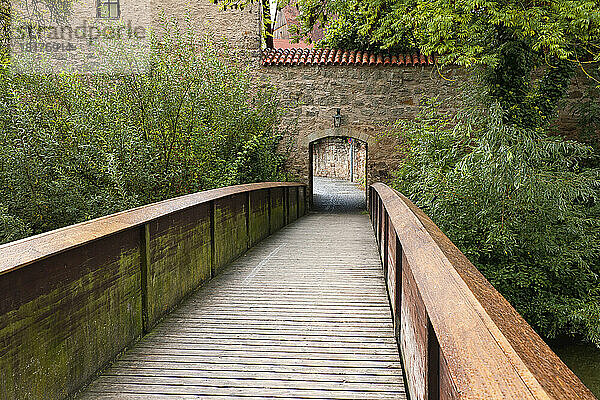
[
  {"xmin": 0, "ymin": 18, "xmax": 285, "ymax": 244},
  {"xmin": 391, "ymin": 98, "xmax": 600, "ymax": 345}
]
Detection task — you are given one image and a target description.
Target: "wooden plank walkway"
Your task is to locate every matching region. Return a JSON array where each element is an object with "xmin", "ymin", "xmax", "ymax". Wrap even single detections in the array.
[{"xmin": 78, "ymin": 210, "xmax": 407, "ymax": 399}]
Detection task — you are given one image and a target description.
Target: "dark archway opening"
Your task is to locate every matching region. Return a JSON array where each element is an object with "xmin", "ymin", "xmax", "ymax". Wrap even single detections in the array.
[{"xmin": 309, "ymin": 136, "xmax": 367, "ymax": 213}]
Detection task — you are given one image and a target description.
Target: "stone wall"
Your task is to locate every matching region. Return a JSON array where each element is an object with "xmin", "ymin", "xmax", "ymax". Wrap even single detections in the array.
[
  {"xmin": 11, "ymin": 0, "xmax": 260, "ymax": 73},
  {"xmin": 558, "ymin": 73, "xmax": 597, "ymax": 145},
  {"xmin": 69, "ymin": 0, "xmax": 260, "ymax": 54},
  {"xmin": 313, "ymin": 137, "xmax": 366, "ymax": 184},
  {"xmin": 106, "ymin": 2, "xmax": 462, "ymax": 195},
  {"xmin": 256, "ymin": 65, "xmax": 461, "ymax": 194},
  {"xmin": 153, "ymin": 0, "xmax": 261, "ymax": 63}
]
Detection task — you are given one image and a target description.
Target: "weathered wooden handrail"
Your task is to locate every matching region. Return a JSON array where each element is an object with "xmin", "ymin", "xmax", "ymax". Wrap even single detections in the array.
[
  {"xmin": 0, "ymin": 182, "xmax": 306, "ymax": 400},
  {"xmin": 369, "ymin": 183, "xmax": 595, "ymax": 400}
]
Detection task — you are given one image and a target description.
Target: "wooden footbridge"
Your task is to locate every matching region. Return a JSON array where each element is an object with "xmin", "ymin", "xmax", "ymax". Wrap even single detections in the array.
[{"xmin": 0, "ymin": 182, "xmax": 595, "ymax": 400}]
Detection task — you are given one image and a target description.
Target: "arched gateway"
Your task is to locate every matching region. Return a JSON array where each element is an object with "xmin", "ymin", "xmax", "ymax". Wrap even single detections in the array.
[{"xmin": 305, "ymin": 127, "xmax": 372, "ymax": 208}]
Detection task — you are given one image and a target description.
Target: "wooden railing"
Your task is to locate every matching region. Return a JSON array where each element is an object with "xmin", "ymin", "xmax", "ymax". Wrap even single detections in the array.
[
  {"xmin": 0, "ymin": 182, "xmax": 306, "ymax": 400},
  {"xmin": 369, "ymin": 183, "xmax": 595, "ymax": 400}
]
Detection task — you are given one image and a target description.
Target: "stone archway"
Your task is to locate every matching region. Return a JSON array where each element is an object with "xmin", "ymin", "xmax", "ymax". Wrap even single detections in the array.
[
  {"xmin": 305, "ymin": 127, "xmax": 373, "ymax": 148},
  {"xmin": 307, "ymin": 128, "xmax": 369, "ymax": 210}
]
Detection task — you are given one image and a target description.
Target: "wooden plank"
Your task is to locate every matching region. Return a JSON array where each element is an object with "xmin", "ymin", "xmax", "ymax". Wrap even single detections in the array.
[
  {"xmin": 132, "ymin": 343, "xmax": 399, "ymax": 354},
  {"xmin": 119, "ymin": 350, "xmax": 400, "ymax": 362},
  {"xmin": 103, "ymin": 366, "xmax": 403, "ymax": 380},
  {"xmin": 172, "ymin": 311, "xmax": 394, "ymax": 317},
  {"xmin": 79, "ymin": 394, "xmax": 320, "ymax": 400},
  {"xmin": 172, "ymin": 306, "xmax": 393, "ymax": 313},
  {"xmin": 145, "ymin": 333, "xmax": 398, "ymax": 344},
  {"xmin": 148, "ymin": 327, "xmax": 402, "ymax": 337},
  {"xmin": 103, "ymin": 367, "xmax": 405, "ymax": 382},
  {"xmin": 106, "ymin": 361, "xmax": 403, "ymax": 376},
  {"xmin": 132, "ymin": 340, "xmax": 398, "ymax": 350},
  {"xmin": 163, "ymin": 317, "xmax": 394, "ymax": 326},
  {"xmin": 83, "ymin": 383, "xmax": 403, "ymax": 400},
  {"xmin": 77, "ymin": 212, "xmax": 406, "ymax": 400},
  {"xmin": 179, "ymin": 300, "xmax": 392, "ymax": 306},
  {"xmin": 91, "ymin": 376, "xmax": 406, "ymax": 392},
  {"xmin": 118, "ymin": 354, "xmax": 403, "ymax": 368}
]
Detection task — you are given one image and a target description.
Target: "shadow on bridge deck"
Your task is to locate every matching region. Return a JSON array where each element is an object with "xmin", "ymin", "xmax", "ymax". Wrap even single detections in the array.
[{"xmin": 77, "ymin": 194, "xmax": 406, "ymax": 399}]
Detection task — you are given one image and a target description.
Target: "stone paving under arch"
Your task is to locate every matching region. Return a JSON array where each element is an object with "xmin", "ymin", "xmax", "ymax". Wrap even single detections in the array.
[{"xmin": 312, "ymin": 176, "xmax": 366, "ymax": 213}]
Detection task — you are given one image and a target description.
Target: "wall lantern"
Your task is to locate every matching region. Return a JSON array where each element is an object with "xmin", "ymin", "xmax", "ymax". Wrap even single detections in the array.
[{"xmin": 333, "ymin": 108, "xmax": 342, "ymax": 128}]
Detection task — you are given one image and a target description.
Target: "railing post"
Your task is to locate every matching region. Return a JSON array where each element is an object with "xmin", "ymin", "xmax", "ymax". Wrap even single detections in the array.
[
  {"xmin": 369, "ymin": 187, "xmax": 373, "ymax": 218},
  {"xmin": 371, "ymin": 188, "xmax": 374, "ymax": 215},
  {"xmin": 376, "ymin": 194, "xmax": 380, "ymax": 239},
  {"xmin": 296, "ymin": 186, "xmax": 300, "ymax": 219},
  {"xmin": 383, "ymin": 211, "xmax": 389, "ymax": 280},
  {"xmin": 375, "ymin": 190, "xmax": 378, "ymax": 226},
  {"xmin": 378, "ymin": 198, "xmax": 384, "ymax": 245},
  {"xmin": 209, "ymin": 200, "xmax": 216, "ymax": 278},
  {"xmin": 139, "ymin": 223, "xmax": 150, "ymax": 334},
  {"xmin": 246, "ymin": 191, "xmax": 251, "ymax": 250},
  {"xmin": 427, "ymin": 318, "xmax": 440, "ymax": 400},
  {"xmin": 369, "ymin": 186, "xmax": 373, "ymax": 222},
  {"xmin": 372, "ymin": 189, "xmax": 376, "ymax": 223},
  {"xmin": 303, "ymin": 186, "xmax": 307, "ymax": 216},
  {"xmin": 284, "ymin": 187, "xmax": 289, "ymax": 225},
  {"xmin": 374, "ymin": 196, "xmax": 379, "ymax": 240},
  {"xmin": 381, "ymin": 203, "xmax": 385, "ymax": 246},
  {"xmin": 267, "ymin": 188, "xmax": 272, "ymax": 235},
  {"xmin": 395, "ymin": 236, "xmax": 402, "ymax": 340}
]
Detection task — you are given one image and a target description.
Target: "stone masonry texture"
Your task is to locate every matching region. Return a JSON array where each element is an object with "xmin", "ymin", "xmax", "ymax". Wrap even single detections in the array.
[
  {"xmin": 145, "ymin": 0, "xmax": 462, "ymax": 191},
  {"xmin": 152, "ymin": 0, "xmax": 261, "ymax": 63},
  {"xmin": 256, "ymin": 64, "xmax": 461, "ymax": 190}
]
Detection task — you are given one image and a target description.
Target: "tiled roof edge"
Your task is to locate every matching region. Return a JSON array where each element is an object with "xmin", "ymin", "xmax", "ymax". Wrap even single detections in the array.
[{"xmin": 262, "ymin": 48, "xmax": 436, "ymax": 67}]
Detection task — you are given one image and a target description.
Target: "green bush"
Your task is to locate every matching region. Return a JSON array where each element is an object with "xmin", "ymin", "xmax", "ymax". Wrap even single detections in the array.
[
  {"xmin": 391, "ymin": 98, "xmax": 600, "ymax": 345},
  {"xmin": 0, "ymin": 18, "xmax": 285, "ymax": 244}
]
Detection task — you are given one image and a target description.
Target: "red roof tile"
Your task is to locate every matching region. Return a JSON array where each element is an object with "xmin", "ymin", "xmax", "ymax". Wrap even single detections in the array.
[
  {"xmin": 341, "ymin": 51, "xmax": 348, "ymax": 65},
  {"xmin": 262, "ymin": 48, "xmax": 436, "ymax": 67}
]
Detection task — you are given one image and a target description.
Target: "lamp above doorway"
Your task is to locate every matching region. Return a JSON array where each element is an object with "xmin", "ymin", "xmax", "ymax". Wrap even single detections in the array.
[{"xmin": 333, "ymin": 108, "xmax": 342, "ymax": 128}]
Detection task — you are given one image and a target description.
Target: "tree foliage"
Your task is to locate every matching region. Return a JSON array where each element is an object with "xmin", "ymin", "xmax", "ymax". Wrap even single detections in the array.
[
  {"xmin": 0, "ymin": 19, "xmax": 285, "ymax": 244},
  {"xmin": 390, "ymin": 97, "xmax": 600, "ymax": 344},
  {"xmin": 291, "ymin": 0, "xmax": 600, "ymax": 66}
]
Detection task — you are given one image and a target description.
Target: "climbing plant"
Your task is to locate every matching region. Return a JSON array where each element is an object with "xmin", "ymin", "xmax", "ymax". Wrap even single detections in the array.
[{"xmin": 573, "ymin": 66, "xmax": 600, "ymax": 156}]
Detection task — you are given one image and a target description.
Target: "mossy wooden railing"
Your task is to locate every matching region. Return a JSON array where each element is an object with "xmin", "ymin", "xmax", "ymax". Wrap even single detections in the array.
[
  {"xmin": 369, "ymin": 183, "xmax": 595, "ymax": 400},
  {"xmin": 0, "ymin": 182, "xmax": 306, "ymax": 400}
]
